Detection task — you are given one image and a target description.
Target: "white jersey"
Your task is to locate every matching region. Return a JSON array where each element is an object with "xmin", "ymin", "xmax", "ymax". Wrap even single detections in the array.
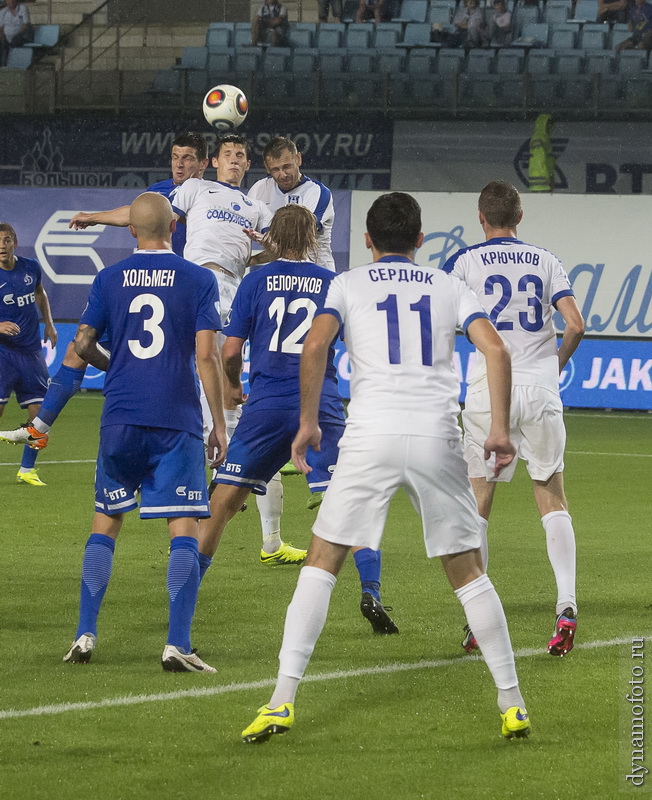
[
  {"xmin": 248, "ymin": 174, "xmax": 335, "ymax": 271},
  {"xmin": 444, "ymin": 236, "xmax": 574, "ymax": 394},
  {"xmin": 170, "ymin": 178, "xmax": 273, "ymax": 280},
  {"xmin": 321, "ymin": 257, "xmax": 488, "ymax": 439}
]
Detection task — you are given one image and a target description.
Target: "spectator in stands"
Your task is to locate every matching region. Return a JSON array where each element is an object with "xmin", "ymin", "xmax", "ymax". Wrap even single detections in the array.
[
  {"xmin": 318, "ymin": 0, "xmax": 343, "ymax": 23},
  {"xmin": 252, "ymin": 0, "xmax": 288, "ymax": 46},
  {"xmin": 0, "ymin": 0, "xmax": 33, "ymax": 66},
  {"xmin": 615, "ymin": 0, "xmax": 652, "ymax": 51},
  {"xmin": 355, "ymin": 0, "xmax": 390, "ymax": 23},
  {"xmin": 484, "ymin": 0, "xmax": 512, "ymax": 45},
  {"xmin": 451, "ymin": 0, "xmax": 485, "ymax": 47},
  {"xmin": 598, "ymin": 0, "xmax": 628, "ymax": 24}
]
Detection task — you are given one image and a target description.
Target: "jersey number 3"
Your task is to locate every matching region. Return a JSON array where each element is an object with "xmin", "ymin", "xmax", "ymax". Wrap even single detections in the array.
[
  {"xmin": 268, "ymin": 297, "xmax": 318, "ymax": 354},
  {"xmin": 128, "ymin": 293, "xmax": 165, "ymax": 359}
]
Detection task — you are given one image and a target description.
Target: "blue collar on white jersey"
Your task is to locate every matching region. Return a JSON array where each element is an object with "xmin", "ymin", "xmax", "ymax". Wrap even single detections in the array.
[
  {"xmin": 279, "ymin": 174, "xmax": 309, "ymax": 195},
  {"xmin": 484, "ymin": 237, "xmax": 524, "ymax": 246},
  {"xmin": 377, "ymin": 255, "xmax": 415, "ymax": 264}
]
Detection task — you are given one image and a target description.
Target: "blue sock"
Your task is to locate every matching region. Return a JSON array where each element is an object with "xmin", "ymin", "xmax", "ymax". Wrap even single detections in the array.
[
  {"xmin": 20, "ymin": 445, "xmax": 38, "ymax": 470},
  {"xmin": 37, "ymin": 365, "xmax": 86, "ymax": 427},
  {"xmin": 167, "ymin": 537, "xmax": 200, "ymax": 654},
  {"xmin": 353, "ymin": 548, "xmax": 382, "ymax": 601},
  {"xmin": 76, "ymin": 533, "xmax": 116, "ymax": 639},
  {"xmin": 198, "ymin": 552, "xmax": 212, "ymax": 583}
]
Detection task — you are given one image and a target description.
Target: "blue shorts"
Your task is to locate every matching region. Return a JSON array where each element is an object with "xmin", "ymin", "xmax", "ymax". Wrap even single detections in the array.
[
  {"xmin": 216, "ymin": 407, "xmax": 344, "ymax": 495},
  {"xmin": 95, "ymin": 425, "xmax": 209, "ymax": 519},
  {"xmin": 0, "ymin": 348, "xmax": 49, "ymax": 407}
]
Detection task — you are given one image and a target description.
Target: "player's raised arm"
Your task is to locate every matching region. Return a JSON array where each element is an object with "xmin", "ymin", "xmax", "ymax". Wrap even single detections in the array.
[
  {"xmin": 196, "ymin": 328, "xmax": 227, "ymax": 468},
  {"xmin": 74, "ymin": 323, "xmax": 109, "ymax": 371},
  {"xmin": 291, "ymin": 312, "xmax": 340, "ymax": 473},
  {"xmin": 69, "ymin": 206, "xmax": 131, "ymax": 230},
  {"xmin": 467, "ymin": 316, "xmax": 515, "ymax": 477},
  {"xmin": 555, "ymin": 295, "xmax": 585, "ymax": 372},
  {"xmin": 34, "ymin": 283, "xmax": 57, "ymax": 347}
]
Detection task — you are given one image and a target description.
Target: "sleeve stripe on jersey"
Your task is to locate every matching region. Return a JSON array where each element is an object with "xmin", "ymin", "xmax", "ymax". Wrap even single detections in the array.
[
  {"xmin": 313, "ymin": 182, "xmax": 332, "ymax": 226},
  {"xmin": 171, "ymin": 204, "xmax": 184, "ymax": 217},
  {"xmin": 461, "ymin": 311, "xmax": 489, "ymax": 334},
  {"xmin": 442, "ymin": 249, "xmax": 464, "ymax": 273},
  {"xmin": 551, "ymin": 288, "xmax": 575, "ymax": 307},
  {"xmin": 315, "ymin": 306, "xmax": 343, "ymax": 327}
]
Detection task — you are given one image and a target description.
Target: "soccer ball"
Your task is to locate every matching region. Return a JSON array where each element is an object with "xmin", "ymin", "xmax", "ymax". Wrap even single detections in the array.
[{"xmin": 202, "ymin": 84, "xmax": 248, "ymax": 131}]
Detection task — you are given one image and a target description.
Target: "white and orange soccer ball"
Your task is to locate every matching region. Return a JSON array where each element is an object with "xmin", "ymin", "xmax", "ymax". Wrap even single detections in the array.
[{"xmin": 202, "ymin": 84, "xmax": 249, "ymax": 131}]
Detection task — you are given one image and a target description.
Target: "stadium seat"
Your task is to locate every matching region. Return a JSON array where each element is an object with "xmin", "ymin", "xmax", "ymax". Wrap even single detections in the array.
[
  {"xmin": 288, "ymin": 26, "xmax": 313, "ymax": 48},
  {"xmin": 348, "ymin": 51, "xmax": 375, "ymax": 72},
  {"xmin": 207, "ymin": 50, "xmax": 234, "ymax": 81},
  {"xmin": 528, "ymin": 74, "xmax": 559, "ymax": 105},
  {"xmin": 550, "ymin": 23, "xmax": 577, "ymax": 49},
  {"xmin": 408, "ymin": 48, "xmax": 438, "ymax": 72},
  {"xmin": 175, "ymin": 46, "xmax": 208, "ymax": 71},
  {"xmin": 427, "ymin": 4, "xmax": 453, "ymax": 25},
  {"xmin": 572, "ymin": 0, "xmax": 598, "ymax": 21},
  {"xmin": 345, "ymin": 23, "xmax": 372, "ymax": 49},
  {"xmin": 527, "ymin": 47, "xmax": 555, "ymax": 73},
  {"xmin": 556, "ymin": 48, "xmax": 585, "ymax": 73},
  {"xmin": 261, "ymin": 47, "xmax": 291, "ymax": 72},
  {"xmin": 150, "ymin": 69, "xmax": 181, "ymax": 96},
  {"xmin": 393, "ymin": 0, "xmax": 428, "ymax": 22},
  {"xmin": 316, "ymin": 23, "xmax": 345, "ymax": 48},
  {"xmin": 514, "ymin": 4, "xmax": 540, "ymax": 37},
  {"xmin": 580, "ymin": 23, "xmax": 607, "ymax": 50},
  {"xmin": 400, "ymin": 22, "xmax": 438, "ymax": 47},
  {"xmin": 377, "ymin": 48, "xmax": 406, "ymax": 73},
  {"xmin": 624, "ymin": 73, "xmax": 652, "ymax": 109},
  {"xmin": 618, "ymin": 49, "xmax": 648, "ymax": 73},
  {"xmin": 610, "ymin": 23, "xmax": 630, "ymax": 50},
  {"xmin": 319, "ymin": 50, "xmax": 346, "ymax": 72},
  {"xmin": 234, "ymin": 47, "xmax": 261, "ymax": 76},
  {"xmin": 598, "ymin": 75, "xmax": 625, "ymax": 107},
  {"xmin": 291, "ymin": 47, "xmax": 318, "ymax": 74},
  {"xmin": 25, "ymin": 24, "xmax": 61, "ymax": 50},
  {"xmin": 586, "ymin": 50, "xmax": 614, "ymax": 74},
  {"xmin": 5, "ymin": 47, "xmax": 34, "ymax": 69},
  {"xmin": 437, "ymin": 47, "xmax": 465, "ymax": 73},
  {"xmin": 496, "ymin": 49, "xmax": 524, "ymax": 73},
  {"xmin": 467, "ymin": 50, "xmax": 494, "ymax": 72},
  {"xmin": 514, "ymin": 22, "xmax": 549, "ymax": 46},
  {"xmin": 544, "ymin": 1, "xmax": 571, "ymax": 25},
  {"xmin": 374, "ymin": 23, "xmax": 403, "ymax": 47},
  {"xmin": 234, "ymin": 23, "xmax": 252, "ymax": 48},
  {"xmin": 557, "ymin": 74, "xmax": 593, "ymax": 106},
  {"xmin": 498, "ymin": 74, "xmax": 527, "ymax": 106},
  {"xmin": 460, "ymin": 73, "xmax": 500, "ymax": 108}
]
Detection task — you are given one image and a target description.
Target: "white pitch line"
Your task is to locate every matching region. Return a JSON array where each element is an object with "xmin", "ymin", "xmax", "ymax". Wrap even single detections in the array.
[
  {"xmin": 566, "ymin": 450, "xmax": 652, "ymax": 458},
  {"xmin": 566, "ymin": 412, "xmax": 651, "ymax": 420},
  {"xmin": 0, "ymin": 636, "xmax": 644, "ymax": 722},
  {"xmin": 0, "ymin": 459, "xmax": 96, "ymax": 466}
]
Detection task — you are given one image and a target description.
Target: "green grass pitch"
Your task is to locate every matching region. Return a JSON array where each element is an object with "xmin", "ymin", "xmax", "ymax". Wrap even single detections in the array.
[{"xmin": 0, "ymin": 395, "xmax": 650, "ymax": 800}]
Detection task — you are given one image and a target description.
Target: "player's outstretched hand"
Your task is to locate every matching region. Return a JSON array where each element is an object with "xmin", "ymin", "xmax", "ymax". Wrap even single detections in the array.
[
  {"xmin": 291, "ymin": 422, "xmax": 322, "ymax": 475},
  {"xmin": 208, "ymin": 426, "xmax": 228, "ymax": 469},
  {"xmin": 484, "ymin": 432, "xmax": 516, "ymax": 479},
  {"xmin": 69, "ymin": 212, "xmax": 97, "ymax": 230},
  {"xmin": 0, "ymin": 321, "xmax": 20, "ymax": 336},
  {"xmin": 243, "ymin": 227, "xmax": 264, "ymax": 245}
]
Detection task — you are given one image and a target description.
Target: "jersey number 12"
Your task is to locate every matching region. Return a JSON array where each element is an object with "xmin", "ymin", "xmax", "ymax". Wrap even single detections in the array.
[{"xmin": 268, "ymin": 297, "xmax": 318, "ymax": 354}]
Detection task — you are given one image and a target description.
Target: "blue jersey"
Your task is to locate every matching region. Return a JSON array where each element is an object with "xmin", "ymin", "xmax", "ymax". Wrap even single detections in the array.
[
  {"xmin": 147, "ymin": 179, "xmax": 187, "ymax": 256},
  {"xmin": 0, "ymin": 256, "xmax": 43, "ymax": 353},
  {"xmin": 80, "ymin": 250, "xmax": 221, "ymax": 436},
  {"xmin": 224, "ymin": 260, "xmax": 344, "ymax": 422}
]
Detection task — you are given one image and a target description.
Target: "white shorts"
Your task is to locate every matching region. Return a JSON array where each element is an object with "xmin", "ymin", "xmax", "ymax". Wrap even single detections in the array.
[
  {"xmin": 312, "ymin": 432, "xmax": 482, "ymax": 558},
  {"xmin": 462, "ymin": 385, "xmax": 565, "ymax": 483}
]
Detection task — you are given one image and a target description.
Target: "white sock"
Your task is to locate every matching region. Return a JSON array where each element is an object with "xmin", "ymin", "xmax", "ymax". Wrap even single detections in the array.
[
  {"xmin": 542, "ymin": 510, "xmax": 577, "ymax": 616},
  {"xmin": 258, "ymin": 473, "xmax": 284, "ymax": 552},
  {"xmin": 32, "ymin": 417, "xmax": 50, "ymax": 434},
  {"xmin": 478, "ymin": 517, "xmax": 489, "ymax": 572},
  {"xmin": 270, "ymin": 566, "xmax": 337, "ymax": 707},
  {"xmin": 455, "ymin": 574, "xmax": 524, "ymax": 713},
  {"xmin": 224, "ymin": 407, "xmax": 242, "ymax": 441}
]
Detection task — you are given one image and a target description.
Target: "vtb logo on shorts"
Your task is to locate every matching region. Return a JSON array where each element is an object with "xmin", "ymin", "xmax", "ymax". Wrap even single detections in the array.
[
  {"xmin": 176, "ymin": 486, "xmax": 187, "ymax": 496},
  {"xmin": 224, "ymin": 463, "xmax": 241, "ymax": 473}
]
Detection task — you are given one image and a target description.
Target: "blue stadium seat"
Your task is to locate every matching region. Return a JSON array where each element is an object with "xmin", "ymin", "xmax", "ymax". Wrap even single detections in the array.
[
  {"xmin": 377, "ymin": 48, "xmax": 405, "ymax": 72},
  {"xmin": 460, "ymin": 73, "xmax": 500, "ymax": 108},
  {"xmin": 437, "ymin": 48, "xmax": 465, "ymax": 73},
  {"xmin": 234, "ymin": 23, "xmax": 252, "ymax": 48},
  {"xmin": 624, "ymin": 73, "xmax": 652, "ymax": 109},
  {"xmin": 393, "ymin": 0, "xmax": 428, "ymax": 22},
  {"xmin": 234, "ymin": 47, "xmax": 260, "ymax": 75},
  {"xmin": 427, "ymin": 4, "xmax": 453, "ymax": 25},
  {"xmin": 261, "ymin": 47, "xmax": 291, "ymax": 72},
  {"xmin": 150, "ymin": 69, "xmax": 181, "ymax": 96},
  {"xmin": 175, "ymin": 47, "xmax": 208, "ymax": 71},
  {"xmin": 5, "ymin": 47, "xmax": 33, "ymax": 69},
  {"xmin": 544, "ymin": 1, "xmax": 571, "ymax": 25},
  {"xmin": 556, "ymin": 49, "xmax": 585, "ymax": 73},
  {"xmin": 467, "ymin": 50, "xmax": 494, "ymax": 72},
  {"xmin": 618, "ymin": 49, "xmax": 648, "ymax": 73},
  {"xmin": 527, "ymin": 48, "xmax": 555, "ymax": 73},
  {"xmin": 400, "ymin": 22, "xmax": 438, "ymax": 47},
  {"xmin": 207, "ymin": 50, "xmax": 233, "ymax": 81},
  {"xmin": 319, "ymin": 50, "xmax": 347, "ymax": 72},
  {"xmin": 346, "ymin": 23, "xmax": 372, "ymax": 49},
  {"xmin": 572, "ymin": 0, "xmax": 598, "ymax": 21},
  {"xmin": 288, "ymin": 26, "xmax": 313, "ymax": 48},
  {"xmin": 598, "ymin": 75, "xmax": 625, "ymax": 107},
  {"xmin": 496, "ymin": 49, "xmax": 524, "ymax": 73},
  {"xmin": 515, "ymin": 22, "xmax": 549, "ymax": 46},
  {"xmin": 408, "ymin": 48, "xmax": 438, "ymax": 72},
  {"xmin": 586, "ymin": 50, "xmax": 614, "ymax": 74},
  {"xmin": 206, "ymin": 27, "xmax": 232, "ymax": 51},
  {"xmin": 557, "ymin": 74, "xmax": 593, "ymax": 105},
  {"xmin": 374, "ymin": 23, "xmax": 403, "ymax": 47},
  {"xmin": 550, "ymin": 23, "xmax": 577, "ymax": 49},
  {"xmin": 316, "ymin": 23, "xmax": 345, "ymax": 48},
  {"xmin": 498, "ymin": 74, "xmax": 527, "ymax": 106},
  {"xmin": 292, "ymin": 47, "xmax": 319, "ymax": 74},
  {"xmin": 610, "ymin": 23, "xmax": 630, "ymax": 50},
  {"xmin": 25, "ymin": 24, "xmax": 60, "ymax": 50},
  {"xmin": 528, "ymin": 74, "xmax": 559, "ymax": 105},
  {"xmin": 580, "ymin": 23, "xmax": 607, "ymax": 50},
  {"xmin": 348, "ymin": 51, "xmax": 376, "ymax": 72},
  {"xmin": 514, "ymin": 4, "xmax": 540, "ymax": 36}
]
